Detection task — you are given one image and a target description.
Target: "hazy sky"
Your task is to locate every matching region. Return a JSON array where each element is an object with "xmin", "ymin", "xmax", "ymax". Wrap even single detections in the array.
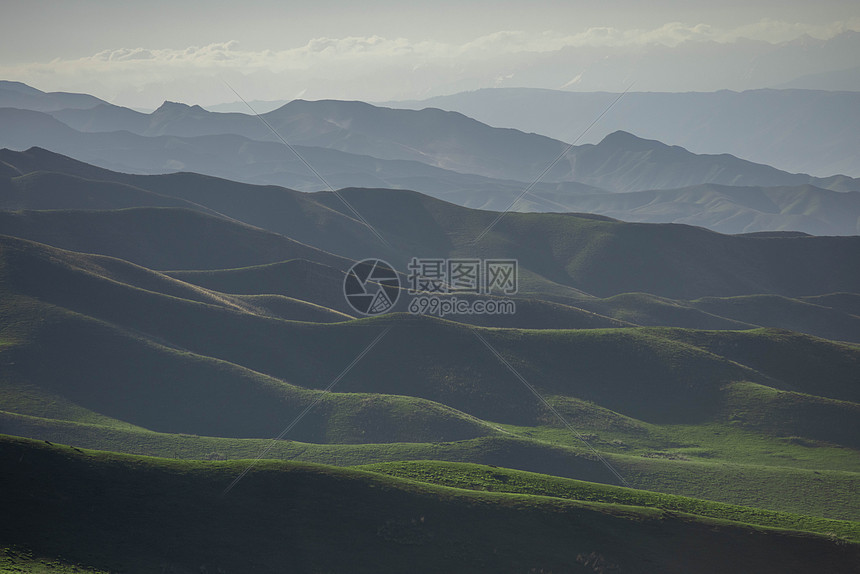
[{"xmin": 2, "ymin": 0, "xmax": 859, "ymax": 108}]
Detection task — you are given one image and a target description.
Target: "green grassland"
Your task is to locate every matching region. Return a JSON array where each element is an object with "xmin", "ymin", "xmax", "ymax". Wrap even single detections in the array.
[
  {"xmin": 1, "ymin": 547, "xmax": 110, "ymax": 574},
  {"xmin": 3, "ymin": 408, "xmax": 858, "ymax": 521},
  {"xmin": 2, "ymin": 436, "xmax": 858, "ymax": 574},
  {"xmin": 357, "ymin": 460, "xmax": 860, "ymax": 541},
  {"xmin": 2, "ymin": 157, "xmax": 860, "ymax": 569},
  {"xmin": 1, "ymin": 238, "xmax": 858, "ymax": 522}
]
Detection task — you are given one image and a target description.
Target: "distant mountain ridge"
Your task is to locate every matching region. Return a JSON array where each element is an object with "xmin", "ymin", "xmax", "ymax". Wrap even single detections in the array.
[
  {"xmin": 49, "ymin": 98, "xmax": 572, "ymax": 182},
  {"xmin": 559, "ymin": 131, "xmax": 857, "ymax": 192},
  {"xmin": 2, "ymin": 82, "xmax": 860, "ymax": 236},
  {"xmin": 0, "ymin": 108, "xmax": 604, "ymax": 199},
  {"xmin": 384, "ymin": 87, "xmax": 860, "ymax": 178},
  {"xmin": 40, "ymin": 97, "xmax": 860, "ymax": 191},
  {"xmin": 0, "ymin": 80, "xmax": 108, "ymax": 112}
]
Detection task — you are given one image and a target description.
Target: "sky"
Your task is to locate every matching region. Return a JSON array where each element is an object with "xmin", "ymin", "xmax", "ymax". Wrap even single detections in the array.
[{"xmin": 2, "ymin": 0, "xmax": 859, "ymax": 109}]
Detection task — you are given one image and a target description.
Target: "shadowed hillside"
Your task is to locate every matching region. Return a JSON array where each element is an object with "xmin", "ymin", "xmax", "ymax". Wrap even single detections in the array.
[
  {"xmin": 1, "ymin": 148, "xmax": 858, "ymax": 548},
  {"xmin": 2, "ymin": 236, "xmax": 858, "ymax": 439},
  {"xmin": 2, "ymin": 436, "xmax": 858, "ymax": 574},
  {"xmin": 0, "ymin": 208, "xmax": 350, "ymax": 271}
]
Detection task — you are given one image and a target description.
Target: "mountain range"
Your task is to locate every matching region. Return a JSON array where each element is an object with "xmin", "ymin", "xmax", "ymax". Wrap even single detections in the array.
[
  {"xmin": 2, "ymin": 81, "xmax": 859, "ymax": 236},
  {"xmin": 385, "ymin": 87, "xmax": 860, "ymax": 178}
]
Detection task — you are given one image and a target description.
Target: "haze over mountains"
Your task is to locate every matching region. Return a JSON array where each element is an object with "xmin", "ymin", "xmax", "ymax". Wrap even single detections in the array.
[
  {"xmin": 386, "ymin": 88, "xmax": 860, "ymax": 178},
  {"xmin": 2, "ymin": 81, "xmax": 859, "ymax": 236}
]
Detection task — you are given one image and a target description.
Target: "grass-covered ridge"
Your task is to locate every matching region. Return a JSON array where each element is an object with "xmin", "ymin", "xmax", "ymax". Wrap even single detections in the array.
[
  {"xmin": 1, "ymin": 238, "xmax": 858, "ymax": 522},
  {"xmin": 357, "ymin": 460, "xmax": 860, "ymax": 542},
  {"xmin": 2, "ymin": 435, "xmax": 858, "ymax": 574},
  {"xmin": 3, "ymin": 410, "xmax": 859, "ymax": 520}
]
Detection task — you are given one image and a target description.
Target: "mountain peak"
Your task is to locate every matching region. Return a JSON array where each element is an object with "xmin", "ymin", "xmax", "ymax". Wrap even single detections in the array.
[
  {"xmin": 155, "ymin": 100, "xmax": 189, "ymax": 111},
  {"xmin": 597, "ymin": 130, "xmax": 665, "ymax": 151},
  {"xmin": 152, "ymin": 101, "xmax": 209, "ymax": 117}
]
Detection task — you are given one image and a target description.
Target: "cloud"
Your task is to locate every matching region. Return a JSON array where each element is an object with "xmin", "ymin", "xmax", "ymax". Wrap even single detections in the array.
[{"xmin": 2, "ymin": 19, "xmax": 857, "ymax": 108}]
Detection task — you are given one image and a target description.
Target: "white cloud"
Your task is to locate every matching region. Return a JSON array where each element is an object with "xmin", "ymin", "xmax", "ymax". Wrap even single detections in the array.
[{"xmin": 2, "ymin": 19, "xmax": 858, "ymax": 108}]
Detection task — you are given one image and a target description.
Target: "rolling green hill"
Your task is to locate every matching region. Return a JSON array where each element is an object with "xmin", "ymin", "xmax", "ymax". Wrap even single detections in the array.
[
  {"xmin": 1, "ymin": 232, "xmax": 858, "ymax": 522},
  {"xmin": 691, "ymin": 294, "xmax": 860, "ymax": 342},
  {"xmin": 0, "ymin": 298, "xmax": 492, "ymax": 444},
  {"xmin": 166, "ymin": 258, "xmax": 631, "ymax": 330},
  {"xmin": 1, "ymin": 233, "xmax": 857, "ymax": 436},
  {"xmin": 2, "ymin": 436, "xmax": 858, "ymax": 574},
  {"xmin": 309, "ymin": 187, "xmax": 860, "ymax": 300},
  {"xmin": 5, "ymin": 180, "xmax": 860, "ymax": 302},
  {"xmin": 1, "ymin": 149, "xmax": 858, "ymax": 567},
  {"xmin": 575, "ymin": 292, "xmax": 860, "ymax": 343},
  {"xmin": 4, "ymin": 407, "xmax": 859, "ymax": 519},
  {"xmin": 359, "ymin": 459, "xmax": 860, "ymax": 541}
]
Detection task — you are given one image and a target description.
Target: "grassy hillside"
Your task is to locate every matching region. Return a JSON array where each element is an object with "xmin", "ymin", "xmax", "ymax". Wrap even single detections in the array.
[
  {"xmin": 4, "ymin": 410, "xmax": 859, "ymax": 520},
  {"xmin": 2, "ymin": 232, "xmax": 857, "ymax": 509},
  {"xmin": 533, "ymin": 183, "xmax": 860, "ymax": 236},
  {"xmin": 3, "ymin": 150, "xmax": 860, "ymax": 302},
  {"xmin": 2, "ymin": 436, "xmax": 857, "ymax": 574},
  {"xmin": 233, "ymin": 293, "xmax": 353, "ymax": 323},
  {"xmin": 0, "ymin": 170, "xmax": 205, "ymax": 212},
  {"xmin": 1, "ymin": 150, "xmax": 858, "ymax": 569},
  {"xmin": 650, "ymin": 328, "xmax": 860, "ymax": 403},
  {"xmin": 575, "ymin": 292, "xmax": 860, "ymax": 343},
  {"xmin": 166, "ymin": 259, "xmax": 630, "ymax": 330},
  {"xmin": 2, "ymin": 298, "xmax": 858, "ymax": 518},
  {"xmin": 2, "ymin": 235, "xmax": 857, "ymax": 439},
  {"xmin": 0, "ymin": 207, "xmax": 350, "ymax": 271},
  {"xmin": 691, "ymin": 294, "xmax": 860, "ymax": 342},
  {"xmin": 359, "ymin": 460, "xmax": 860, "ymax": 541},
  {"xmin": 167, "ymin": 259, "xmax": 359, "ymax": 315},
  {"xmin": 576, "ymin": 292, "xmax": 754, "ymax": 330},
  {"xmin": 309, "ymin": 186, "xmax": 860, "ymax": 299},
  {"xmin": 168, "ymin": 259, "xmax": 860, "ymax": 338},
  {"xmin": 0, "ymin": 300, "xmax": 493, "ymax": 444}
]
